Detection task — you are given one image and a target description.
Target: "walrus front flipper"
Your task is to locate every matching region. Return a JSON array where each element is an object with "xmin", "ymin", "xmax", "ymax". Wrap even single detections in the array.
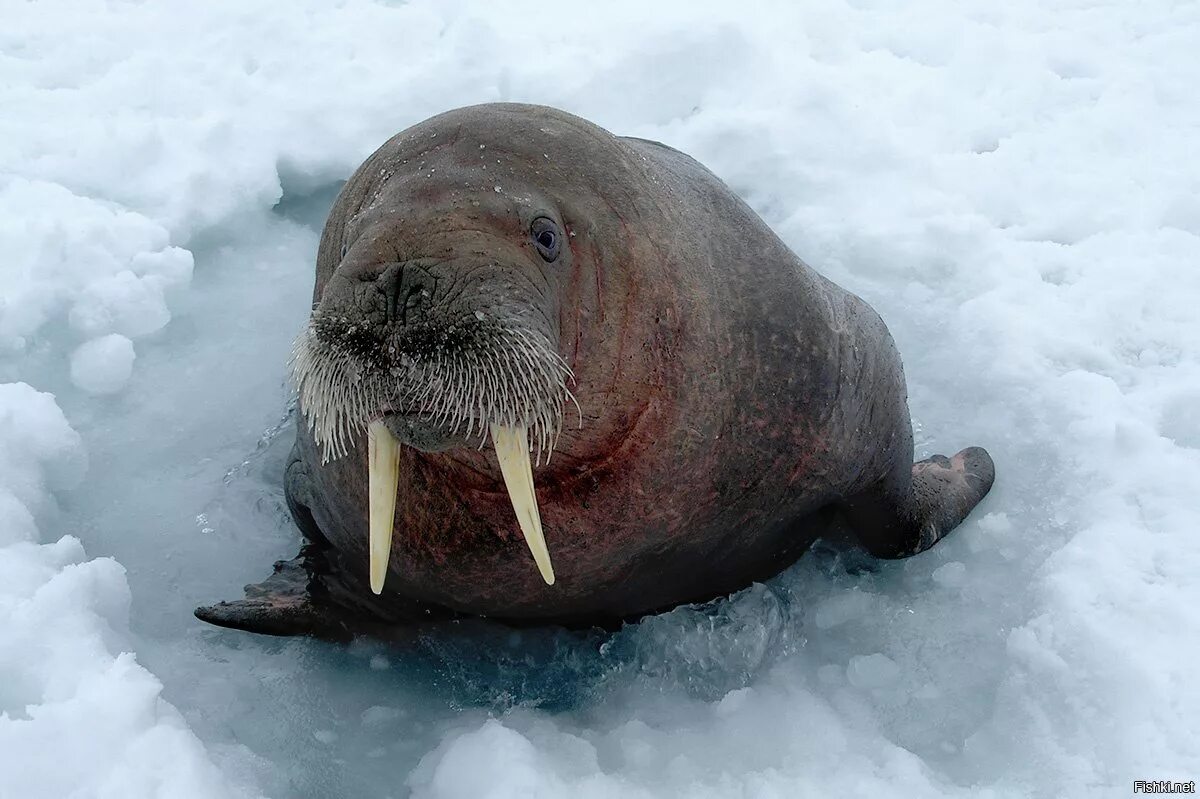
[
  {"xmin": 842, "ymin": 446, "xmax": 996, "ymax": 559},
  {"xmin": 195, "ymin": 547, "xmax": 355, "ymax": 641}
]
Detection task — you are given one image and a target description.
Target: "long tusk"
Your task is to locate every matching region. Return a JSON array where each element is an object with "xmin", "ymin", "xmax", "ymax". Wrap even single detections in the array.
[
  {"xmin": 367, "ymin": 420, "xmax": 400, "ymax": 594},
  {"xmin": 491, "ymin": 423, "xmax": 555, "ymax": 585}
]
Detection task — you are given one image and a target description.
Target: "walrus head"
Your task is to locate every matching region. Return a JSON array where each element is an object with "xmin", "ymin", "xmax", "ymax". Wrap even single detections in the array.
[
  {"xmin": 291, "ymin": 219, "xmax": 574, "ymax": 465},
  {"xmin": 288, "ymin": 122, "xmax": 596, "ymax": 594}
]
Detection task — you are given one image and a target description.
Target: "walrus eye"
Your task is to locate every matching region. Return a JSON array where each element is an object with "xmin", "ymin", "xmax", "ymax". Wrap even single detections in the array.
[{"xmin": 530, "ymin": 217, "xmax": 561, "ymax": 262}]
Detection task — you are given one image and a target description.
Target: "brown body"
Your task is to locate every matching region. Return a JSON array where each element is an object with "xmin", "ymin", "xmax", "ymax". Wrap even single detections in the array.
[{"xmin": 198, "ymin": 104, "xmax": 994, "ymax": 637}]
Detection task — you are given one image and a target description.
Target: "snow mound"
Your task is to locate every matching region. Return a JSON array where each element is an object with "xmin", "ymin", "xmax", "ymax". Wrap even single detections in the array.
[
  {"xmin": 0, "ymin": 180, "xmax": 192, "ymax": 359},
  {"xmin": 0, "ymin": 385, "xmax": 253, "ymax": 798},
  {"xmin": 70, "ymin": 334, "xmax": 136, "ymax": 396}
]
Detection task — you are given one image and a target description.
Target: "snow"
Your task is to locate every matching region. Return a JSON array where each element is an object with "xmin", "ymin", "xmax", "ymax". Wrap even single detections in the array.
[
  {"xmin": 0, "ymin": 384, "xmax": 245, "ymax": 798},
  {"xmin": 70, "ymin": 334, "xmax": 136, "ymax": 396},
  {"xmin": 846, "ymin": 654, "xmax": 902, "ymax": 690},
  {"xmin": 2, "ymin": 0, "xmax": 1198, "ymax": 797}
]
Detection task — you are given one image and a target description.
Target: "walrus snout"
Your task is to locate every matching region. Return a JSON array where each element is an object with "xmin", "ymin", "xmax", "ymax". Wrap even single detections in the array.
[{"xmin": 319, "ymin": 255, "xmax": 445, "ymax": 334}]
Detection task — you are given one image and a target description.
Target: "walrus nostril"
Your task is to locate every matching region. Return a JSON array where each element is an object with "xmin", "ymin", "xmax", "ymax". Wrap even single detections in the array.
[
  {"xmin": 400, "ymin": 284, "xmax": 428, "ymax": 325},
  {"xmin": 377, "ymin": 262, "xmax": 437, "ymax": 324}
]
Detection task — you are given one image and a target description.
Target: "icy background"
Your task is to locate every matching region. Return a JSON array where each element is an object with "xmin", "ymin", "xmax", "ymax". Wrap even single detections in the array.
[{"xmin": 2, "ymin": 1, "xmax": 1198, "ymax": 797}]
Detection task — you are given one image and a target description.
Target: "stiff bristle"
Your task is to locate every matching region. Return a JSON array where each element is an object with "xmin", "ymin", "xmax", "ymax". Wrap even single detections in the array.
[{"xmin": 289, "ymin": 317, "xmax": 577, "ymax": 464}]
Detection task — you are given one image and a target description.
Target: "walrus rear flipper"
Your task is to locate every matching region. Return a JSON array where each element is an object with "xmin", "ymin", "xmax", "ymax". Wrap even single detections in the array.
[
  {"xmin": 842, "ymin": 446, "xmax": 996, "ymax": 559},
  {"xmin": 195, "ymin": 546, "xmax": 356, "ymax": 641}
]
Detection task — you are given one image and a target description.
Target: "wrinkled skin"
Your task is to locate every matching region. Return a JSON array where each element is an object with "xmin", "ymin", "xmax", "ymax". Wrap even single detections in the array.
[{"xmin": 197, "ymin": 103, "xmax": 995, "ymax": 638}]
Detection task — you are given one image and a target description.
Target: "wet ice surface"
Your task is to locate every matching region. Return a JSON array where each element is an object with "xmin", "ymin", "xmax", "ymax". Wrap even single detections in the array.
[{"xmin": 3, "ymin": 1, "xmax": 1199, "ymax": 797}]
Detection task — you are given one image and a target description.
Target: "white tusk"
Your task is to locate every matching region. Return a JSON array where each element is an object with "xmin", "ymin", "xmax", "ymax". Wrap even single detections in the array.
[
  {"xmin": 367, "ymin": 420, "xmax": 400, "ymax": 594},
  {"xmin": 490, "ymin": 423, "xmax": 555, "ymax": 585}
]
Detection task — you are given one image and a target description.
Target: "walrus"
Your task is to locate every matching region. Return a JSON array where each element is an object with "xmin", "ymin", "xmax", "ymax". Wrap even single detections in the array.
[{"xmin": 196, "ymin": 103, "xmax": 995, "ymax": 639}]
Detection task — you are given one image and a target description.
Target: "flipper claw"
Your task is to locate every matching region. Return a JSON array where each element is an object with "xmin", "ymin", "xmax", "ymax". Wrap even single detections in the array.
[{"xmin": 195, "ymin": 548, "xmax": 353, "ymax": 641}]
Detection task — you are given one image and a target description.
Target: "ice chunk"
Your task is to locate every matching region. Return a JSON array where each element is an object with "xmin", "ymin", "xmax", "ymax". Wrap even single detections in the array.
[
  {"xmin": 931, "ymin": 561, "xmax": 967, "ymax": 588},
  {"xmin": 846, "ymin": 654, "xmax": 901, "ymax": 690},
  {"xmin": 813, "ymin": 590, "xmax": 875, "ymax": 629},
  {"xmin": 0, "ymin": 180, "xmax": 192, "ymax": 354},
  {"xmin": 412, "ymin": 721, "xmax": 546, "ymax": 799},
  {"xmin": 69, "ymin": 271, "xmax": 171, "ymax": 339},
  {"xmin": 361, "ymin": 705, "xmax": 403, "ymax": 727},
  {"xmin": 69, "ymin": 335, "xmax": 136, "ymax": 396}
]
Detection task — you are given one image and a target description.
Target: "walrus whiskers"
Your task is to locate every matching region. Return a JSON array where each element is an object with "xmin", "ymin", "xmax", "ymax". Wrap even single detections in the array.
[{"xmin": 289, "ymin": 320, "xmax": 573, "ymax": 465}]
